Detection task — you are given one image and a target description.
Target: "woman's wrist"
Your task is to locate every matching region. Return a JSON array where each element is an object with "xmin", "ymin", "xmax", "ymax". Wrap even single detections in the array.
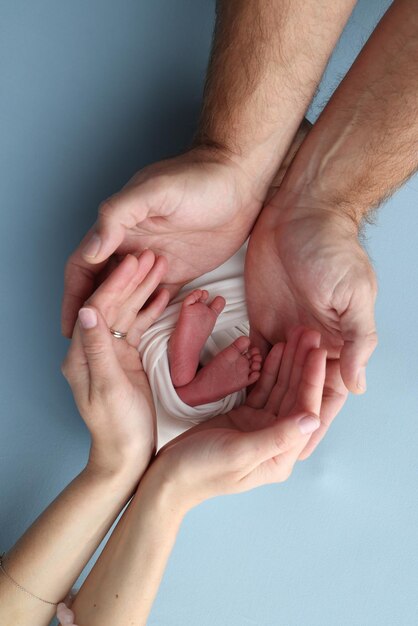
[
  {"xmin": 84, "ymin": 437, "xmax": 156, "ymax": 493},
  {"xmin": 82, "ymin": 460, "xmax": 143, "ymax": 502},
  {"xmin": 132, "ymin": 460, "xmax": 190, "ymax": 523},
  {"xmin": 70, "ymin": 460, "xmax": 186, "ymax": 625},
  {"xmin": 0, "ymin": 463, "xmax": 144, "ymax": 626}
]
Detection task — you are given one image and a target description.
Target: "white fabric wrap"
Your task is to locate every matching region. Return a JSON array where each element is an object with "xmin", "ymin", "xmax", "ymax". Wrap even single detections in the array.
[{"xmin": 138, "ymin": 245, "xmax": 249, "ymax": 450}]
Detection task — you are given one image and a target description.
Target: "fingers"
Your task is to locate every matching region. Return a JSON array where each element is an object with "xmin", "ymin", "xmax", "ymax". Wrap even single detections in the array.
[
  {"xmin": 298, "ymin": 359, "xmax": 348, "ymax": 460},
  {"xmin": 86, "ymin": 251, "xmax": 167, "ymax": 334},
  {"xmin": 62, "ymin": 227, "xmax": 108, "ymax": 337},
  {"xmin": 62, "ymin": 178, "xmax": 163, "ymax": 337},
  {"xmin": 65, "ymin": 248, "xmax": 168, "ymax": 354},
  {"xmin": 111, "ymin": 256, "xmax": 168, "ymax": 333},
  {"xmin": 82, "ymin": 184, "xmax": 159, "ymax": 265},
  {"xmin": 75, "ymin": 306, "xmax": 124, "ymax": 394},
  {"xmin": 267, "ymin": 347, "xmax": 327, "ymax": 468},
  {"xmin": 127, "ymin": 288, "xmax": 171, "ymax": 347},
  {"xmin": 246, "ymin": 342, "xmax": 285, "ymax": 409},
  {"xmin": 242, "ymin": 411, "xmax": 321, "ymax": 468},
  {"xmin": 277, "ymin": 329, "xmax": 321, "ymax": 417},
  {"xmin": 61, "ymin": 323, "xmax": 88, "ymax": 395},
  {"xmin": 339, "ymin": 274, "xmax": 378, "ymax": 394},
  {"xmin": 293, "ymin": 347, "xmax": 327, "ymax": 417},
  {"xmin": 86, "ymin": 254, "xmax": 144, "ymax": 319},
  {"xmin": 264, "ymin": 326, "xmax": 308, "ymax": 414},
  {"xmin": 57, "ymin": 603, "xmax": 76, "ymax": 626}
]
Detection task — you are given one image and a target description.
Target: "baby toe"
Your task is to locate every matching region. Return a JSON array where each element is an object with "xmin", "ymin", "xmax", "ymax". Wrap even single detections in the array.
[
  {"xmin": 233, "ymin": 336, "xmax": 251, "ymax": 353},
  {"xmin": 248, "ymin": 371, "xmax": 261, "ymax": 385}
]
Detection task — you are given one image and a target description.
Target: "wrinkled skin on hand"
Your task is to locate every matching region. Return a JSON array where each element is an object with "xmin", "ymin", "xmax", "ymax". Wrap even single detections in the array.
[
  {"xmin": 154, "ymin": 328, "xmax": 326, "ymax": 509},
  {"xmin": 109, "ymin": 150, "xmax": 262, "ymax": 287},
  {"xmin": 62, "ymin": 148, "xmax": 263, "ymax": 336},
  {"xmin": 245, "ymin": 195, "xmax": 378, "ymax": 458},
  {"xmin": 62, "ymin": 121, "xmax": 312, "ymax": 338}
]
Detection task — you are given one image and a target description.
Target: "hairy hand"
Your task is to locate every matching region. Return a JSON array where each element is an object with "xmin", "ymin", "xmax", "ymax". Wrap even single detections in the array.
[
  {"xmin": 62, "ymin": 147, "xmax": 262, "ymax": 337},
  {"xmin": 245, "ymin": 198, "xmax": 378, "ymax": 458}
]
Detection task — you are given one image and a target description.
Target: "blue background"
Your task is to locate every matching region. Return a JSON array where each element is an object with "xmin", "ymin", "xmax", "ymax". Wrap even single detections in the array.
[{"xmin": 1, "ymin": 2, "xmax": 417, "ymax": 625}]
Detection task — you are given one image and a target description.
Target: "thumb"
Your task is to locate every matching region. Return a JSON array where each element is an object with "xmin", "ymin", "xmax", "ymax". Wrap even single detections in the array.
[
  {"xmin": 339, "ymin": 277, "xmax": 378, "ymax": 394},
  {"xmin": 78, "ymin": 306, "xmax": 125, "ymax": 390},
  {"xmin": 82, "ymin": 186, "xmax": 153, "ymax": 264},
  {"xmin": 243, "ymin": 412, "xmax": 321, "ymax": 465}
]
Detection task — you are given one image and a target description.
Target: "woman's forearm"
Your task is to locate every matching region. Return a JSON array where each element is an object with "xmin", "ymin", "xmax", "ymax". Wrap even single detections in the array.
[
  {"xmin": 0, "ymin": 465, "xmax": 138, "ymax": 626},
  {"xmin": 195, "ymin": 0, "xmax": 355, "ymax": 194},
  {"xmin": 279, "ymin": 0, "xmax": 418, "ymax": 224},
  {"xmin": 70, "ymin": 470, "xmax": 184, "ymax": 626}
]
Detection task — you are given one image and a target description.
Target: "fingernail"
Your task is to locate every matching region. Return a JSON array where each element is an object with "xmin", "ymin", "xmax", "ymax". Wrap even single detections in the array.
[
  {"xmin": 78, "ymin": 307, "xmax": 97, "ymax": 329},
  {"xmin": 82, "ymin": 233, "xmax": 101, "ymax": 258},
  {"xmin": 298, "ymin": 415, "xmax": 320, "ymax": 435},
  {"xmin": 357, "ymin": 367, "xmax": 367, "ymax": 392}
]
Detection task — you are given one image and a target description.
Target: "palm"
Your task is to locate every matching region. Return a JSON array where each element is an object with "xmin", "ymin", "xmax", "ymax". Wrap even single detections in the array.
[
  {"xmin": 245, "ymin": 202, "xmax": 379, "ymax": 456},
  {"xmin": 107, "ymin": 151, "xmax": 262, "ymax": 289},
  {"xmin": 158, "ymin": 329, "xmax": 327, "ymax": 499},
  {"xmin": 65, "ymin": 253, "xmax": 170, "ymax": 473},
  {"xmin": 245, "ymin": 205, "xmax": 371, "ymax": 357},
  {"xmin": 110, "ymin": 341, "xmax": 155, "ymax": 445}
]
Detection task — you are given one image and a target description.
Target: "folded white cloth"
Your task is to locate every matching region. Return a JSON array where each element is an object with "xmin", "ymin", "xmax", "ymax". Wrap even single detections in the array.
[{"xmin": 138, "ymin": 244, "xmax": 249, "ymax": 450}]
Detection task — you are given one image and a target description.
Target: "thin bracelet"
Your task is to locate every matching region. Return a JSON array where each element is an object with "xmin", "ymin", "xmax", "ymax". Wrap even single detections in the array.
[{"xmin": 0, "ymin": 552, "xmax": 58, "ymax": 606}]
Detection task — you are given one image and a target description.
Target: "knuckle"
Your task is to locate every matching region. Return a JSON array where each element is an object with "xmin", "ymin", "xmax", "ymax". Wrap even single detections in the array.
[
  {"xmin": 145, "ymin": 309, "xmax": 159, "ymax": 326},
  {"xmin": 273, "ymin": 432, "xmax": 290, "ymax": 454},
  {"xmin": 98, "ymin": 196, "xmax": 118, "ymax": 220},
  {"xmin": 83, "ymin": 342, "xmax": 107, "ymax": 359}
]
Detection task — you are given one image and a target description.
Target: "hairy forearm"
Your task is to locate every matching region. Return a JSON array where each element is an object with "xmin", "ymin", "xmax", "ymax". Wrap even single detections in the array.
[
  {"xmin": 71, "ymin": 470, "xmax": 183, "ymax": 625},
  {"xmin": 280, "ymin": 0, "xmax": 418, "ymax": 224},
  {"xmin": 195, "ymin": 0, "xmax": 355, "ymax": 194},
  {"xmin": 0, "ymin": 466, "xmax": 137, "ymax": 626}
]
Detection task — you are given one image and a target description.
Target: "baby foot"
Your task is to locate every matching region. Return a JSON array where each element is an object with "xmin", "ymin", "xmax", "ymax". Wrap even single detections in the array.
[
  {"xmin": 176, "ymin": 336, "xmax": 263, "ymax": 407},
  {"xmin": 168, "ymin": 289, "xmax": 226, "ymax": 387}
]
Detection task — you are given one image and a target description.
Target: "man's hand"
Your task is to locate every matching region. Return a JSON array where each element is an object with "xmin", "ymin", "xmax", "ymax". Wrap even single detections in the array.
[
  {"xmin": 62, "ymin": 0, "xmax": 356, "ymax": 339},
  {"xmin": 62, "ymin": 147, "xmax": 263, "ymax": 337},
  {"xmin": 245, "ymin": 200, "xmax": 378, "ymax": 459},
  {"xmin": 155, "ymin": 327, "xmax": 326, "ymax": 509},
  {"xmin": 246, "ymin": 0, "xmax": 418, "ymax": 459}
]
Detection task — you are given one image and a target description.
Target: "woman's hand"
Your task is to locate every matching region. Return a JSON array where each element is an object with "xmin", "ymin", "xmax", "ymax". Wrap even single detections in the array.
[
  {"xmin": 149, "ymin": 327, "xmax": 326, "ymax": 512},
  {"xmin": 61, "ymin": 121, "xmax": 312, "ymax": 338},
  {"xmin": 61, "ymin": 251, "xmax": 170, "ymax": 482},
  {"xmin": 245, "ymin": 199, "xmax": 376, "ymax": 459}
]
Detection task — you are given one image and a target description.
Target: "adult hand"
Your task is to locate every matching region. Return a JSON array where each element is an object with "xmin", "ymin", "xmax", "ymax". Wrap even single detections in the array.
[
  {"xmin": 151, "ymin": 327, "xmax": 326, "ymax": 510},
  {"xmin": 61, "ymin": 252, "xmax": 170, "ymax": 480},
  {"xmin": 62, "ymin": 146, "xmax": 263, "ymax": 337},
  {"xmin": 245, "ymin": 195, "xmax": 378, "ymax": 459},
  {"xmin": 61, "ymin": 119, "xmax": 313, "ymax": 338}
]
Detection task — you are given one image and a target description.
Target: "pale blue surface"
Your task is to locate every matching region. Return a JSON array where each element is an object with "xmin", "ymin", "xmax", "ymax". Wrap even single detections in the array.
[{"xmin": 1, "ymin": 2, "xmax": 417, "ymax": 625}]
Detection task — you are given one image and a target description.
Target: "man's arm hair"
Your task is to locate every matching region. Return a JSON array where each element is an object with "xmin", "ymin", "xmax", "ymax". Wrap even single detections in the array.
[
  {"xmin": 194, "ymin": 0, "xmax": 356, "ymax": 196},
  {"xmin": 280, "ymin": 0, "xmax": 418, "ymax": 225}
]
